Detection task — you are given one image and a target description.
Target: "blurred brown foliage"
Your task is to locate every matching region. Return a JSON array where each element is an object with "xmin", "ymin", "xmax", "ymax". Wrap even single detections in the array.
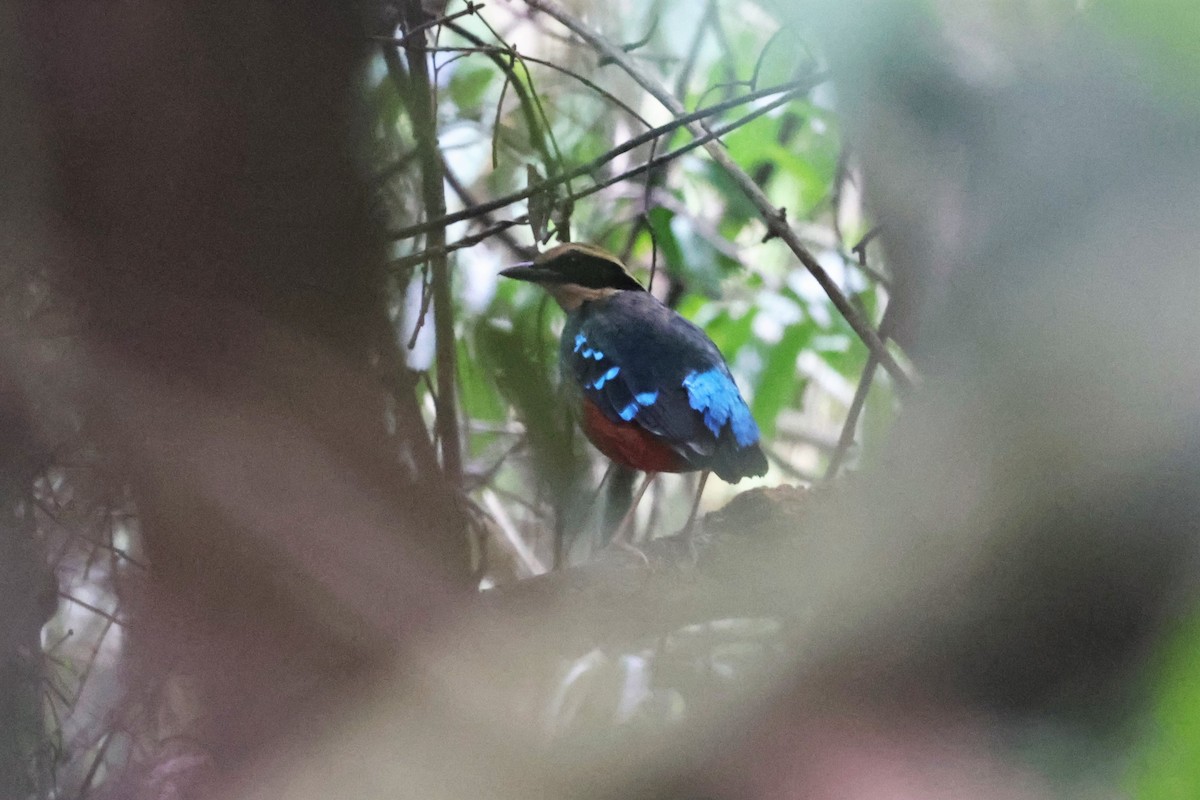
[{"xmin": 4, "ymin": 1, "xmax": 1200, "ymax": 799}]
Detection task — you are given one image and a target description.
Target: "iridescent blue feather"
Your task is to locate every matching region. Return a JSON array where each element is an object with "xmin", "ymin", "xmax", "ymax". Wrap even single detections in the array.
[{"xmin": 561, "ymin": 291, "xmax": 767, "ymax": 482}]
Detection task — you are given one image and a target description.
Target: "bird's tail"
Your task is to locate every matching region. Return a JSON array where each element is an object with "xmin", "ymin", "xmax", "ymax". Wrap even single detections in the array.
[{"xmin": 712, "ymin": 441, "xmax": 768, "ymax": 483}]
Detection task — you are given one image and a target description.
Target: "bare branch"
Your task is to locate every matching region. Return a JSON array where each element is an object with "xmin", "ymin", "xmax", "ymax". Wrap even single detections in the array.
[
  {"xmin": 521, "ymin": 0, "xmax": 913, "ymax": 391},
  {"xmin": 389, "ymin": 4, "xmax": 463, "ymax": 486},
  {"xmin": 385, "ymin": 78, "xmax": 819, "ymax": 241}
]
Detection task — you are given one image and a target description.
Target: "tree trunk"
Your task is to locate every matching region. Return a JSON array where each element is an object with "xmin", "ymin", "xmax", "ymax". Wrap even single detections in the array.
[{"xmin": 18, "ymin": 1, "xmax": 471, "ymax": 789}]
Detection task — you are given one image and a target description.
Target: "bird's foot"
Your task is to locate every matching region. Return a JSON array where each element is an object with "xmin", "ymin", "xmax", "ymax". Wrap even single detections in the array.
[
  {"xmin": 607, "ymin": 536, "xmax": 650, "ymax": 566},
  {"xmin": 669, "ymin": 516, "xmax": 708, "ymax": 566}
]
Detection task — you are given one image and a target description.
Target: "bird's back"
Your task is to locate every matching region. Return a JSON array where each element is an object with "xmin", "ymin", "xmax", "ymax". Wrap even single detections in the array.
[{"xmin": 561, "ymin": 291, "xmax": 767, "ymax": 482}]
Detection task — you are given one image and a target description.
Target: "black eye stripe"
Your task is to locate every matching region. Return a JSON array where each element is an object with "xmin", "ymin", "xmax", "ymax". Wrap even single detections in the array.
[{"xmin": 541, "ymin": 252, "xmax": 644, "ymax": 291}]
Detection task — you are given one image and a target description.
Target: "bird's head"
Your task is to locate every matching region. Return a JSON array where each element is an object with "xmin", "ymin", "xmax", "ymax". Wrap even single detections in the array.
[{"xmin": 500, "ymin": 242, "xmax": 645, "ymax": 311}]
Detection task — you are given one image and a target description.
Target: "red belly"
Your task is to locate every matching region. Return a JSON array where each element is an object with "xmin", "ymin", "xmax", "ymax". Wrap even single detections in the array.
[{"xmin": 581, "ymin": 398, "xmax": 689, "ymax": 473}]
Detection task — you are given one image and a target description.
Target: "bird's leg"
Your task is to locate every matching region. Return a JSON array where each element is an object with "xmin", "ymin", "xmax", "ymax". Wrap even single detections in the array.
[
  {"xmin": 680, "ymin": 470, "xmax": 710, "ymax": 537},
  {"xmin": 610, "ymin": 471, "xmax": 656, "ymax": 548}
]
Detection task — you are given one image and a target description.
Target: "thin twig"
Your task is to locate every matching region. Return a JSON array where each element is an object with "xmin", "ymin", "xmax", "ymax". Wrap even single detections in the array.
[
  {"xmin": 521, "ymin": 0, "xmax": 913, "ymax": 391},
  {"xmin": 391, "ymin": 92, "xmax": 797, "ymax": 273},
  {"xmin": 706, "ymin": 1, "xmax": 740, "ymax": 92},
  {"xmin": 482, "ymin": 489, "xmax": 547, "ymax": 575},
  {"xmin": 385, "ymin": 78, "xmax": 819, "ymax": 241},
  {"xmin": 822, "ymin": 357, "xmax": 876, "ymax": 479},
  {"xmin": 845, "ymin": 225, "xmax": 891, "ymax": 287},
  {"xmin": 77, "ymin": 728, "xmax": 115, "ymax": 800},
  {"xmin": 619, "ymin": 16, "xmax": 658, "ymax": 53},
  {"xmin": 442, "ymin": 158, "xmax": 529, "ymax": 257},
  {"xmin": 762, "ymin": 442, "xmax": 819, "ymax": 484},
  {"xmin": 405, "ymin": 265, "xmax": 434, "ymax": 349},
  {"xmin": 567, "ymin": 90, "xmax": 796, "ymax": 204},
  {"xmin": 492, "ymin": 49, "xmax": 517, "ymax": 169},
  {"xmin": 468, "ymin": 14, "xmax": 568, "ymax": 180},
  {"xmin": 852, "ymin": 225, "xmax": 882, "ymax": 256},
  {"xmin": 674, "ymin": 0, "xmax": 716, "ymax": 100},
  {"xmin": 69, "ymin": 615, "xmax": 115, "ymax": 708},
  {"xmin": 748, "ymin": 27, "xmax": 786, "ymax": 91},
  {"xmin": 367, "ymin": 1, "xmax": 486, "ymax": 49},
  {"xmin": 648, "ymin": 187, "xmax": 741, "ymax": 261},
  {"xmin": 425, "ymin": 41, "xmax": 650, "ymax": 126},
  {"xmin": 824, "ymin": 298, "xmax": 897, "ymax": 480},
  {"xmin": 392, "ymin": 3, "xmax": 463, "ymax": 486},
  {"xmin": 57, "ymin": 592, "xmax": 123, "ymax": 626},
  {"xmin": 393, "ymin": 221, "xmax": 527, "ymax": 273},
  {"xmin": 372, "ymin": 295, "xmax": 441, "ymax": 480},
  {"xmin": 637, "ymin": 0, "xmax": 720, "ymax": 294}
]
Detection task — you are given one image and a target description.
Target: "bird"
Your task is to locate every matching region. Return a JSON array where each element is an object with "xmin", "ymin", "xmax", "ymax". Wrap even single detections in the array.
[{"xmin": 500, "ymin": 242, "xmax": 768, "ymax": 544}]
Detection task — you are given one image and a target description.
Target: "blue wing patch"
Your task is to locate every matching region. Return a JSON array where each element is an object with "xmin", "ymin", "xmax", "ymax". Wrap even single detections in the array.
[
  {"xmin": 636, "ymin": 390, "xmax": 659, "ymax": 405},
  {"xmin": 593, "ymin": 366, "xmax": 620, "ymax": 390},
  {"xmin": 560, "ymin": 291, "xmax": 766, "ymax": 480},
  {"xmin": 682, "ymin": 369, "xmax": 760, "ymax": 447},
  {"xmin": 617, "ymin": 390, "xmax": 658, "ymax": 422},
  {"xmin": 574, "ymin": 332, "xmax": 605, "ymax": 361}
]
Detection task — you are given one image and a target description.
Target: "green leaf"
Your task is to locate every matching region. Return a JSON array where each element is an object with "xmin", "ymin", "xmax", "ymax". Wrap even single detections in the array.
[
  {"xmin": 671, "ymin": 217, "xmax": 735, "ymax": 298},
  {"xmin": 366, "ymin": 74, "xmax": 404, "ymax": 132},
  {"xmin": 457, "ymin": 337, "xmax": 506, "ymax": 422},
  {"xmin": 720, "ymin": 112, "xmax": 781, "ymax": 167},
  {"xmin": 816, "ymin": 332, "xmax": 867, "ymax": 381},
  {"xmin": 1095, "ymin": 2, "xmax": 1200, "ymax": 106},
  {"xmin": 751, "ymin": 322, "xmax": 813, "ymax": 439},
  {"xmin": 817, "ymin": 287, "xmax": 876, "ymax": 378},
  {"xmin": 702, "ymin": 307, "xmax": 757, "ymax": 363},
  {"xmin": 449, "ymin": 62, "xmax": 495, "ymax": 112},
  {"xmin": 647, "ymin": 206, "xmax": 683, "ymax": 277},
  {"xmin": 704, "ymin": 163, "xmax": 761, "ymax": 230},
  {"xmin": 1129, "ymin": 606, "xmax": 1200, "ymax": 798},
  {"xmin": 646, "ymin": 205, "xmax": 739, "ymax": 298},
  {"xmin": 475, "ymin": 319, "xmax": 581, "ymax": 497}
]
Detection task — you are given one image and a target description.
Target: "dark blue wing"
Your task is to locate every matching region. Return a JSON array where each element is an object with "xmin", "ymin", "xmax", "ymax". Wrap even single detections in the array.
[{"xmin": 561, "ymin": 291, "xmax": 766, "ymax": 480}]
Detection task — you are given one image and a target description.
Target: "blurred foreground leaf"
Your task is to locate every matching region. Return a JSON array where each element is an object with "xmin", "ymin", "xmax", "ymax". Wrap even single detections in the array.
[{"xmin": 1130, "ymin": 607, "xmax": 1200, "ymax": 798}]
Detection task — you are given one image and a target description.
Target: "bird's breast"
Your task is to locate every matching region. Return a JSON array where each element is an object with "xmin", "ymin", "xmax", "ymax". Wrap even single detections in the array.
[{"xmin": 580, "ymin": 397, "xmax": 689, "ymax": 474}]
